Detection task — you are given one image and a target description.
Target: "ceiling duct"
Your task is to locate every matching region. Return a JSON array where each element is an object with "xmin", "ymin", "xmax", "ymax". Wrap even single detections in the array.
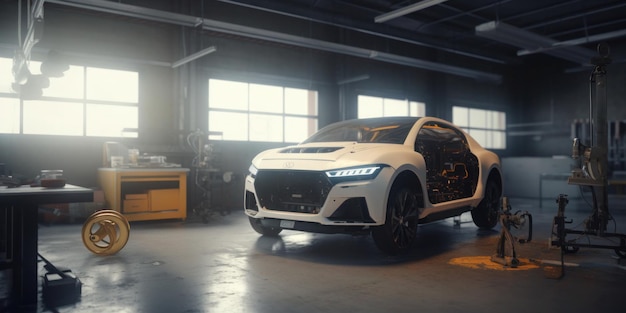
[{"xmin": 475, "ymin": 21, "xmax": 595, "ymax": 65}]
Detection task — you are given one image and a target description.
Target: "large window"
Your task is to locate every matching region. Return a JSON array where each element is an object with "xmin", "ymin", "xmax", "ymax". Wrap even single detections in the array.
[
  {"xmin": 357, "ymin": 95, "xmax": 425, "ymax": 118},
  {"xmin": 452, "ymin": 106, "xmax": 506, "ymax": 149},
  {"xmin": 0, "ymin": 57, "xmax": 138, "ymax": 137},
  {"xmin": 208, "ymin": 79, "xmax": 318, "ymax": 143}
]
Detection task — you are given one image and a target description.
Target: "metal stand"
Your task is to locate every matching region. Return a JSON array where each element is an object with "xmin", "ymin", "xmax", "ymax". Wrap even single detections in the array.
[
  {"xmin": 491, "ymin": 197, "xmax": 532, "ymax": 268},
  {"xmin": 187, "ymin": 130, "xmax": 230, "ymax": 223},
  {"xmin": 550, "ymin": 44, "xmax": 626, "ymax": 273}
]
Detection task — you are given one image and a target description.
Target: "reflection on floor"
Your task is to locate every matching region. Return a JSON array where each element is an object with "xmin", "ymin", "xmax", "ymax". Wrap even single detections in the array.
[{"xmin": 2, "ymin": 195, "xmax": 626, "ymax": 312}]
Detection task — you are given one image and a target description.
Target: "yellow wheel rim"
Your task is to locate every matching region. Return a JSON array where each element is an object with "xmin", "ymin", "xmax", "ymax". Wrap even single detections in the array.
[{"xmin": 81, "ymin": 210, "xmax": 130, "ymax": 255}]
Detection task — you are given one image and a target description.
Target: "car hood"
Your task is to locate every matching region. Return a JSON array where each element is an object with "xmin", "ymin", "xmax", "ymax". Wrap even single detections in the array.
[{"xmin": 252, "ymin": 142, "xmax": 403, "ymax": 171}]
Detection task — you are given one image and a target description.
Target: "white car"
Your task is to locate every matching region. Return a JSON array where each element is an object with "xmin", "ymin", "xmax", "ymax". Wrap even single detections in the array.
[{"xmin": 244, "ymin": 116, "xmax": 503, "ymax": 254}]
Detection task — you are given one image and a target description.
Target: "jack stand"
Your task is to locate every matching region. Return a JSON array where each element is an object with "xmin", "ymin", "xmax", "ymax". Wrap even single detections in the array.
[{"xmin": 491, "ymin": 197, "xmax": 533, "ymax": 268}]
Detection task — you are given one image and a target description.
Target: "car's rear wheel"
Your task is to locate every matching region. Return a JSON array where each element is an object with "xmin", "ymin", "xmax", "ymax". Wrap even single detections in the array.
[
  {"xmin": 248, "ymin": 217, "xmax": 282, "ymax": 236},
  {"xmin": 372, "ymin": 186, "xmax": 421, "ymax": 255},
  {"xmin": 471, "ymin": 177, "xmax": 501, "ymax": 229}
]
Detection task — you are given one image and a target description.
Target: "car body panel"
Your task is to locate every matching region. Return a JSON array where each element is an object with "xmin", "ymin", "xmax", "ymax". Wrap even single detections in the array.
[{"xmin": 244, "ymin": 116, "xmax": 502, "ymax": 231}]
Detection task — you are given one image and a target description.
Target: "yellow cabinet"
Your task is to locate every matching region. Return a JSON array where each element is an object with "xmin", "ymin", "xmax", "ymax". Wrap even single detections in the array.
[{"xmin": 98, "ymin": 168, "xmax": 189, "ymax": 221}]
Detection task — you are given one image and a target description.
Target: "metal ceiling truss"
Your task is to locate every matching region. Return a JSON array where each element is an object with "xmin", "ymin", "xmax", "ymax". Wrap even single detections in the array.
[{"xmin": 44, "ymin": 0, "xmax": 502, "ymax": 83}]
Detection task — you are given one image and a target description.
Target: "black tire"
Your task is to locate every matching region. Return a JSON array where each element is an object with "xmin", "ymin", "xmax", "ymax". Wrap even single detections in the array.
[
  {"xmin": 248, "ymin": 216, "xmax": 282, "ymax": 236},
  {"xmin": 471, "ymin": 177, "xmax": 501, "ymax": 229},
  {"xmin": 372, "ymin": 186, "xmax": 421, "ymax": 255}
]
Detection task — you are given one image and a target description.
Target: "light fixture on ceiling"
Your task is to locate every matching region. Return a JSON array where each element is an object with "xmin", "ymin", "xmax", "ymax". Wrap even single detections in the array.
[
  {"xmin": 375, "ymin": 0, "xmax": 448, "ymax": 23},
  {"xmin": 171, "ymin": 46, "xmax": 217, "ymax": 68},
  {"xmin": 475, "ymin": 21, "xmax": 595, "ymax": 65}
]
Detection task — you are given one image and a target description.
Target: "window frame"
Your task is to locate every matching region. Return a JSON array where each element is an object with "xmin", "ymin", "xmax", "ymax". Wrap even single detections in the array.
[
  {"xmin": 452, "ymin": 106, "xmax": 506, "ymax": 150},
  {"xmin": 207, "ymin": 78, "xmax": 319, "ymax": 143},
  {"xmin": 0, "ymin": 56, "xmax": 139, "ymax": 138},
  {"xmin": 357, "ymin": 94, "xmax": 426, "ymax": 119}
]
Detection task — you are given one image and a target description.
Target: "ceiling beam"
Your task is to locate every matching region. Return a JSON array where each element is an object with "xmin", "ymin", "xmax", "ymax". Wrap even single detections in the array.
[
  {"xmin": 46, "ymin": 0, "xmax": 502, "ymax": 82},
  {"xmin": 374, "ymin": 0, "xmax": 448, "ymax": 23},
  {"xmin": 215, "ymin": 0, "xmax": 506, "ymax": 64},
  {"xmin": 475, "ymin": 21, "xmax": 595, "ymax": 65}
]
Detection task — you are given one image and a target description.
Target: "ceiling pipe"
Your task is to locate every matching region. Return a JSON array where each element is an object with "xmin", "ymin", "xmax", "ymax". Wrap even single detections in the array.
[
  {"xmin": 171, "ymin": 46, "xmax": 217, "ymax": 68},
  {"xmin": 216, "ymin": 0, "xmax": 506, "ymax": 64},
  {"xmin": 476, "ymin": 21, "xmax": 595, "ymax": 65},
  {"xmin": 45, "ymin": 0, "xmax": 502, "ymax": 82},
  {"xmin": 375, "ymin": 0, "xmax": 448, "ymax": 23},
  {"xmin": 518, "ymin": 29, "xmax": 626, "ymax": 56}
]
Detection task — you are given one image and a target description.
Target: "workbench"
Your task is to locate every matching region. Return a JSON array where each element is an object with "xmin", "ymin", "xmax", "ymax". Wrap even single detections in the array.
[
  {"xmin": 97, "ymin": 168, "xmax": 189, "ymax": 222},
  {"xmin": 0, "ymin": 184, "xmax": 93, "ymax": 311}
]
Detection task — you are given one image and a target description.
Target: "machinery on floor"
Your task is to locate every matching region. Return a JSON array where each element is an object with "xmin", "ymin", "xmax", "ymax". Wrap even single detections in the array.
[
  {"xmin": 491, "ymin": 197, "xmax": 532, "ymax": 268},
  {"xmin": 551, "ymin": 43, "xmax": 626, "ymax": 265},
  {"xmin": 187, "ymin": 129, "xmax": 232, "ymax": 223}
]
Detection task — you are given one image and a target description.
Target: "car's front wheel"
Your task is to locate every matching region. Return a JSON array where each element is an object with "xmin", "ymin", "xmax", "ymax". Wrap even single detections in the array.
[
  {"xmin": 471, "ymin": 177, "xmax": 501, "ymax": 229},
  {"xmin": 248, "ymin": 217, "xmax": 282, "ymax": 236},
  {"xmin": 372, "ymin": 186, "xmax": 421, "ymax": 255}
]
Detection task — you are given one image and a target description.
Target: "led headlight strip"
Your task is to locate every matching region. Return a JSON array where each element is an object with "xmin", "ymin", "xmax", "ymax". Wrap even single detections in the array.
[{"xmin": 325, "ymin": 164, "xmax": 387, "ymax": 181}]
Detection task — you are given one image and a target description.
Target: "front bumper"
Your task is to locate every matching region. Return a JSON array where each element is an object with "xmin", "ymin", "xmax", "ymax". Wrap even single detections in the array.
[{"xmin": 244, "ymin": 168, "xmax": 393, "ymax": 226}]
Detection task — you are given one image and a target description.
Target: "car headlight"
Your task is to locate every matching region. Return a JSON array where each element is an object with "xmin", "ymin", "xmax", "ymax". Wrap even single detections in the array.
[
  {"xmin": 248, "ymin": 164, "xmax": 258, "ymax": 178},
  {"xmin": 325, "ymin": 164, "xmax": 387, "ymax": 183}
]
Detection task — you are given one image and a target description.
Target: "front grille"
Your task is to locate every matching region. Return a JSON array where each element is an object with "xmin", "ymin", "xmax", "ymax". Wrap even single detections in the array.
[{"xmin": 254, "ymin": 170, "xmax": 332, "ymax": 214}]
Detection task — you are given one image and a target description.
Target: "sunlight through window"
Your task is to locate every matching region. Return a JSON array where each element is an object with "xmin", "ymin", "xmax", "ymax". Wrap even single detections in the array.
[
  {"xmin": 358, "ymin": 95, "xmax": 425, "ymax": 118},
  {"xmin": 452, "ymin": 106, "xmax": 506, "ymax": 149},
  {"xmin": 0, "ymin": 57, "xmax": 139, "ymax": 138},
  {"xmin": 208, "ymin": 79, "xmax": 318, "ymax": 142}
]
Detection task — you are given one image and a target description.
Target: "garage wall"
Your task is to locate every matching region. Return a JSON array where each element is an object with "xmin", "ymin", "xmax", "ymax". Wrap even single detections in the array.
[
  {"xmin": 507, "ymin": 43, "xmax": 626, "ymax": 159},
  {"xmin": 1, "ymin": 1, "xmax": 523, "ymax": 212}
]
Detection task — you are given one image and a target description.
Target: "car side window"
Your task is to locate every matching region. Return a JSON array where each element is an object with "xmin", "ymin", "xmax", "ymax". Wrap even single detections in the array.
[{"xmin": 415, "ymin": 122, "xmax": 479, "ymax": 204}]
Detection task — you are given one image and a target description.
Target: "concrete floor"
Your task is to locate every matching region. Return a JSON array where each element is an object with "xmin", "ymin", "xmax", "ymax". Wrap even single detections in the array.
[{"xmin": 2, "ymin": 195, "xmax": 626, "ymax": 312}]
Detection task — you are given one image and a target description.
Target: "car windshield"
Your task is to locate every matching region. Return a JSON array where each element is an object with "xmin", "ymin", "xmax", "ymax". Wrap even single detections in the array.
[{"xmin": 303, "ymin": 117, "xmax": 421, "ymax": 144}]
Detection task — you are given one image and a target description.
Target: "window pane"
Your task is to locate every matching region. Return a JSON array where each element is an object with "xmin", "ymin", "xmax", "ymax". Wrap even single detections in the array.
[
  {"xmin": 209, "ymin": 79, "xmax": 248, "ymax": 110},
  {"xmin": 452, "ymin": 106, "xmax": 468, "ymax": 127},
  {"xmin": 0, "ymin": 57, "xmax": 15, "ymax": 93},
  {"xmin": 358, "ymin": 95, "xmax": 383, "ymax": 118},
  {"xmin": 86, "ymin": 67, "xmax": 138, "ymax": 102},
  {"xmin": 492, "ymin": 130, "xmax": 506, "ymax": 149},
  {"xmin": 285, "ymin": 88, "xmax": 317, "ymax": 115},
  {"xmin": 43, "ymin": 65, "xmax": 84, "ymax": 99},
  {"xmin": 453, "ymin": 106, "xmax": 506, "ymax": 149},
  {"xmin": 23, "ymin": 100, "xmax": 83, "ymax": 135},
  {"xmin": 86, "ymin": 104, "xmax": 138, "ymax": 137},
  {"xmin": 410, "ymin": 101, "xmax": 425, "ymax": 117},
  {"xmin": 469, "ymin": 129, "xmax": 487, "ymax": 147},
  {"xmin": 249, "ymin": 84, "xmax": 282, "ymax": 113},
  {"xmin": 0, "ymin": 98, "xmax": 20, "ymax": 133},
  {"xmin": 494, "ymin": 111, "xmax": 506, "ymax": 130},
  {"xmin": 469, "ymin": 108, "xmax": 486, "ymax": 128},
  {"xmin": 285, "ymin": 116, "xmax": 317, "ymax": 143},
  {"xmin": 208, "ymin": 79, "xmax": 318, "ymax": 142},
  {"xmin": 209, "ymin": 111, "xmax": 248, "ymax": 141},
  {"xmin": 249, "ymin": 113, "xmax": 283, "ymax": 142},
  {"xmin": 383, "ymin": 98, "xmax": 408, "ymax": 117}
]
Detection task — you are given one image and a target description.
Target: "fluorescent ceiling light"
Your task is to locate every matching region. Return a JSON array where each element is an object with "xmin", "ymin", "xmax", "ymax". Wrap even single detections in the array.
[
  {"xmin": 475, "ymin": 21, "xmax": 595, "ymax": 65},
  {"xmin": 171, "ymin": 46, "xmax": 217, "ymax": 68},
  {"xmin": 375, "ymin": 0, "xmax": 448, "ymax": 23}
]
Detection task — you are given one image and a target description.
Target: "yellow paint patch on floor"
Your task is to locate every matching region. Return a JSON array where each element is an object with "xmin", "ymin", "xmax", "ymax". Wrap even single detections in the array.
[{"xmin": 448, "ymin": 256, "xmax": 541, "ymax": 271}]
